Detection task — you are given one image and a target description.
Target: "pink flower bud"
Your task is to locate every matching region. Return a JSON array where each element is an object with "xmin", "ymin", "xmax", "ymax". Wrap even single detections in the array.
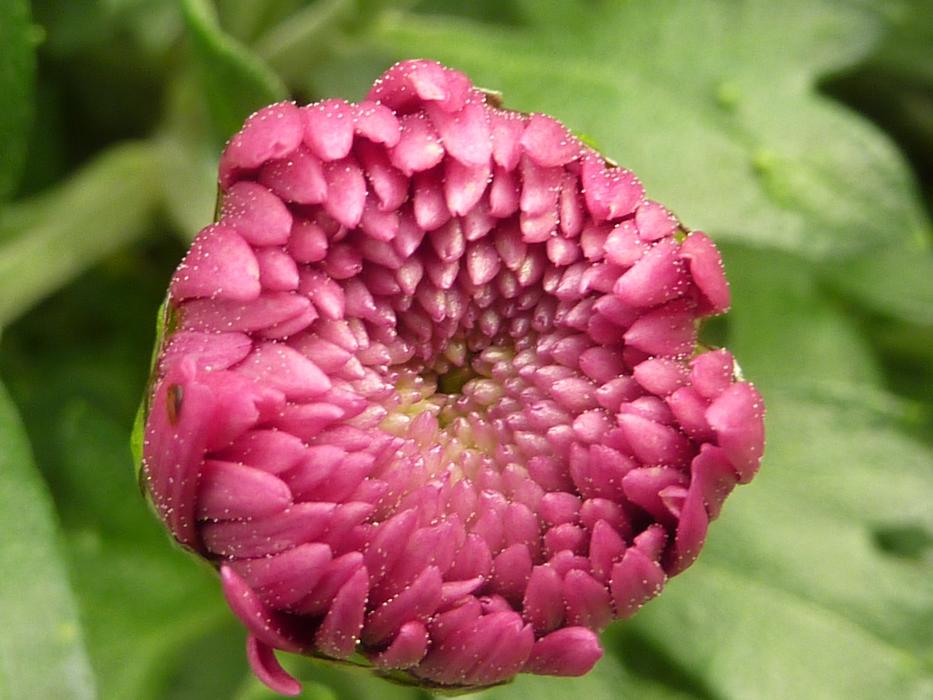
[{"xmin": 141, "ymin": 60, "xmax": 765, "ymax": 696}]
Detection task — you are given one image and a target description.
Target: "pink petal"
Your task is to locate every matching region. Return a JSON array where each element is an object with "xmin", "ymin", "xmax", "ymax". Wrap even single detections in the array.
[
  {"xmin": 237, "ymin": 342, "xmax": 331, "ymax": 400},
  {"xmin": 367, "ymin": 60, "xmax": 469, "ymax": 113},
  {"xmin": 563, "ymin": 569, "xmax": 612, "ymax": 631},
  {"xmin": 466, "ymin": 239, "xmax": 501, "ymax": 286},
  {"xmin": 609, "ymin": 548, "xmax": 666, "ymax": 618},
  {"xmin": 522, "ymin": 564, "xmax": 565, "ymax": 634},
  {"xmin": 489, "ymin": 165, "xmax": 520, "ymax": 217},
  {"xmin": 634, "ymin": 200, "xmax": 678, "ymax": 241},
  {"xmin": 613, "ymin": 238, "xmax": 689, "ymax": 307},
  {"xmin": 354, "ymin": 100, "xmax": 401, "ymax": 146},
  {"xmin": 413, "ymin": 169, "xmax": 452, "ymax": 231},
  {"xmin": 681, "ymin": 231, "xmax": 730, "ymax": 314},
  {"xmin": 356, "ymin": 140, "xmax": 409, "ymax": 211},
  {"xmin": 491, "ymin": 543, "xmax": 533, "ymax": 604},
  {"xmin": 220, "ymin": 102, "xmax": 303, "ymax": 184},
  {"xmin": 159, "ymin": 331, "xmax": 252, "ymax": 374},
  {"xmin": 259, "ymin": 146, "xmax": 327, "ymax": 204},
  {"xmin": 298, "ymin": 269, "xmax": 345, "ymax": 320},
  {"xmin": 706, "ymin": 382, "xmax": 766, "ymax": 482},
  {"xmin": 231, "ymin": 543, "xmax": 333, "ymax": 609},
  {"xmin": 524, "ymin": 627, "xmax": 602, "ymax": 676},
  {"xmin": 623, "ymin": 300, "xmax": 698, "ymax": 357},
  {"xmin": 371, "ymin": 621, "xmax": 429, "ymax": 669},
  {"xmin": 255, "ymin": 247, "xmax": 299, "ymax": 291},
  {"xmin": 690, "ymin": 444, "xmax": 738, "ymax": 520},
  {"xmin": 621, "ymin": 466, "xmax": 689, "ymax": 523},
  {"xmin": 197, "ymin": 460, "xmax": 292, "ymax": 520},
  {"xmin": 633, "ymin": 357, "xmax": 690, "ymax": 396},
  {"xmin": 180, "ymin": 292, "xmax": 311, "ymax": 333},
  {"xmin": 489, "ymin": 108, "xmax": 525, "ymax": 170},
  {"xmin": 360, "ymin": 199, "xmax": 399, "ymax": 241},
  {"xmin": 604, "ymin": 220, "xmax": 648, "ymax": 267},
  {"xmin": 302, "ymin": 98, "xmax": 355, "ymax": 161},
  {"xmin": 390, "ymin": 113, "xmax": 445, "ymax": 175},
  {"xmin": 690, "ymin": 348, "xmax": 735, "ymax": 399},
  {"xmin": 220, "ymin": 181, "xmax": 292, "ymax": 246},
  {"xmin": 667, "ymin": 479, "xmax": 709, "ymax": 575},
  {"xmin": 294, "ymin": 552, "xmax": 365, "ymax": 616},
  {"xmin": 171, "ymin": 224, "xmax": 260, "ymax": 302},
  {"xmin": 246, "ymin": 636, "xmax": 302, "ymax": 697},
  {"xmin": 220, "ymin": 566, "xmax": 313, "ymax": 652},
  {"xmin": 286, "ymin": 217, "xmax": 328, "ymax": 264},
  {"xmin": 667, "ymin": 385, "xmax": 714, "ymax": 441},
  {"xmin": 270, "ymin": 402, "xmax": 347, "ymax": 441},
  {"xmin": 201, "ymin": 502, "xmax": 336, "ymax": 558},
  {"xmin": 143, "ymin": 366, "xmax": 214, "ymax": 548},
  {"xmin": 363, "ymin": 566, "xmax": 442, "ymax": 645},
  {"xmin": 323, "ymin": 156, "xmax": 367, "ymax": 228},
  {"xmin": 315, "ymin": 566, "xmax": 370, "ymax": 658},
  {"xmin": 581, "ymin": 152, "xmax": 644, "ymax": 221},
  {"xmin": 520, "ymin": 114, "xmax": 580, "ymax": 167},
  {"xmin": 445, "ymin": 159, "xmax": 490, "ymax": 216},
  {"xmin": 428, "ymin": 99, "xmax": 492, "ymax": 167},
  {"xmin": 618, "ymin": 413, "xmax": 692, "ymax": 467}
]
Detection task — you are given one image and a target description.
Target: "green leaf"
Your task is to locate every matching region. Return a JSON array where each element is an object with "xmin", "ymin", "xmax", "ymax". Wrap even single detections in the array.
[
  {"xmin": 372, "ymin": 0, "xmax": 930, "ymax": 260},
  {"xmin": 623, "ymin": 384, "xmax": 933, "ymax": 699},
  {"xmin": 0, "ymin": 142, "xmax": 161, "ymax": 328},
  {"xmin": 821, "ymin": 243, "xmax": 933, "ymax": 325},
  {"xmin": 719, "ymin": 242, "xmax": 882, "ymax": 391},
  {"xmin": 181, "ymin": 0, "xmax": 289, "ymax": 142},
  {"xmin": 155, "ymin": 71, "xmax": 224, "ymax": 241},
  {"xmin": 253, "ymin": 0, "xmax": 357, "ymax": 86},
  {"xmin": 0, "ymin": 0, "xmax": 37, "ymax": 199},
  {"xmin": 0, "ymin": 380, "xmax": 96, "ymax": 699}
]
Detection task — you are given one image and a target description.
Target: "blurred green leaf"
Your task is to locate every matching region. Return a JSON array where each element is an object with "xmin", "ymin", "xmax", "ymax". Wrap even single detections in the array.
[
  {"xmin": 0, "ymin": 142, "xmax": 160, "ymax": 327},
  {"xmin": 373, "ymin": 0, "xmax": 929, "ymax": 260},
  {"xmin": 0, "ymin": 380, "xmax": 96, "ymax": 699},
  {"xmin": 624, "ymin": 384, "xmax": 933, "ymax": 699},
  {"xmin": 822, "ymin": 243, "xmax": 933, "ymax": 325},
  {"xmin": 253, "ymin": 0, "xmax": 357, "ymax": 87},
  {"xmin": 866, "ymin": 0, "xmax": 933, "ymax": 86},
  {"xmin": 0, "ymin": 0, "xmax": 37, "ymax": 199},
  {"xmin": 721, "ymin": 243, "xmax": 882, "ymax": 391},
  {"xmin": 162, "ymin": 622, "xmax": 251, "ymax": 700},
  {"xmin": 155, "ymin": 71, "xmax": 223, "ymax": 240},
  {"xmin": 181, "ymin": 0, "xmax": 289, "ymax": 142},
  {"xmin": 216, "ymin": 0, "xmax": 309, "ymax": 44}
]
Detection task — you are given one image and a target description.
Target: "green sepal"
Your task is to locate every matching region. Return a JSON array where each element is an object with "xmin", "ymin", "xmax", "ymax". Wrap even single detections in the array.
[{"xmin": 131, "ymin": 296, "xmax": 178, "ymax": 486}]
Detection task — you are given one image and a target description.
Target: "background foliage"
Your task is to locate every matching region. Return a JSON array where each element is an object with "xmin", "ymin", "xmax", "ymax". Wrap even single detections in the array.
[{"xmin": 0, "ymin": 1, "xmax": 931, "ymax": 698}]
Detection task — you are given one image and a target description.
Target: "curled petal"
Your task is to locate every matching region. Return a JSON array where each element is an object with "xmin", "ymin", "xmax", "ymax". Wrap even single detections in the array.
[{"xmin": 246, "ymin": 636, "xmax": 301, "ymax": 697}]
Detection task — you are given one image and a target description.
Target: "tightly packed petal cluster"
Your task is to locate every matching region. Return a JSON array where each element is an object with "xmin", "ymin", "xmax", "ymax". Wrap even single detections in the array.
[{"xmin": 142, "ymin": 60, "xmax": 765, "ymax": 695}]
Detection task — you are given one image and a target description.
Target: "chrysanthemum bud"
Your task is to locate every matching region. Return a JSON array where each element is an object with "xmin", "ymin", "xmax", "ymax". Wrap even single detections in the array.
[{"xmin": 139, "ymin": 60, "xmax": 765, "ymax": 696}]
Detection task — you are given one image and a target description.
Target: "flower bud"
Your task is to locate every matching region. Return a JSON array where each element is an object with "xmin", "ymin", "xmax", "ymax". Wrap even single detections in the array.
[{"xmin": 139, "ymin": 60, "xmax": 765, "ymax": 696}]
